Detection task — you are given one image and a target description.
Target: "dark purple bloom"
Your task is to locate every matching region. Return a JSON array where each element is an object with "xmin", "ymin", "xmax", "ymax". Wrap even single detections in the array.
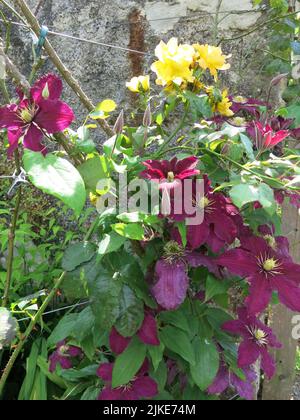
[
  {"xmin": 217, "ymin": 236, "xmax": 300, "ymax": 314},
  {"xmin": 208, "ymin": 361, "xmax": 257, "ymax": 400},
  {"xmin": 223, "ymin": 308, "xmax": 281, "ymax": 379},
  {"xmin": 0, "ymin": 74, "xmax": 74, "ymax": 157},
  {"xmin": 247, "ymin": 121, "xmax": 290, "ymax": 150},
  {"xmin": 152, "ymin": 241, "xmax": 217, "ymax": 310},
  {"xmin": 109, "ymin": 312, "xmax": 160, "ymax": 354},
  {"xmin": 183, "ymin": 177, "xmax": 238, "ymax": 252},
  {"xmin": 140, "ymin": 157, "xmax": 200, "ymax": 192},
  {"xmin": 49, "ymin": 340, "xmax": 83, "ymax": 373},
  {"xmin": 97, "ymin": 359, "xmax": 158, "ymax": 401},
  {"xmin": 230, "ymin": 96, "xmax": 265, "ymax": 118},
  {"xmin": 275, "ymin": 189, "xmax": 300, "ymax": 210}
]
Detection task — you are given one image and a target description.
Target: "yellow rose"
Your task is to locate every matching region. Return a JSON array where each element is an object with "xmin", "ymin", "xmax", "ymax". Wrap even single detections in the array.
[
  {"xmin": 151, "ymin": 38, "xmax": 195, "ymax": 87},
  {"xmin": 194, "ymin": 44, "xmax": 231, "ymax": 80},
  {"xmin": 126, "ymin": 75, "xmax": 150, "ymax": 93},
  {"xmin": 214, "ymin": 90, "xmax": 234, "ymax": 117}
]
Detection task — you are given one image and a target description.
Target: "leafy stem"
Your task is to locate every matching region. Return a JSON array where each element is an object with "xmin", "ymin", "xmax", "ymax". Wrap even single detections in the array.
[{"xmin": 0, "ymin": 216, "xmax": 99, "ymax": 398}]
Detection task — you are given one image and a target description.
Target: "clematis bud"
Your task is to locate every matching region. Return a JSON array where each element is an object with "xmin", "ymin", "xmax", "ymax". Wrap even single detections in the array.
[
  {"xmin": 143, "ymin": 104, "xmax": 152, "ymax": 127},
  {"xmin": 0, "ymin": 308, "xmax": 18, "ymax": 349},
  {"xmin": 0, "ymin": 56, "xmax": 6, "ymax": 80},
  {"xmin": 270, "ymin": 73, "xmax": 289, "ymax": 87},
  {"xmin": 113, "ymin": 110, "xmax": 124, "ymax": 135}
]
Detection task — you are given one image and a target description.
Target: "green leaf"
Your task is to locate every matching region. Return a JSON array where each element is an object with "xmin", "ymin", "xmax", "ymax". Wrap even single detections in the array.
[
  {"xmin": 81, "ymin": 386, "xmax": 101, "ymax": 400},
  {"xmin": 73, "ymin": 307, "xmax": 95, "ymax": 342},
  {"xmin": 112, "ymin": 223, "xmax": 144, "ymax": 240},
  {"xmin": 159, "ymin": 310, "xmax": 190, "ymax": 333},
  {"xmin": 114, "ymin": 285, "xmax": 144, "ymax": 337},
  {"xmin": 98, "ymin": 232, "xmax": 126, "ymax": 256},
  {"xmin": 86, "ymin": 262, "xmax": 122, "ymax": 330},
  {"xmin": 191, "ymin": 337, "xmax": 220, "ymax": 391},
  {"xmin": 160, "ymin": 326, "xmax": 195, "ymax": 365},
  {"xmin": 78, "ymin": 156, "xmax": 110, "ymax": 192},
  {"xmin": 117, "ymin": 212, "xmax": 160, "ymax": 225},
  {"xmin": 148, "ymin": 342, "xmax": 165, "ymax": 371},
  {"xmin": 239, "ymin": 133, "xmax": 255, "ymax": 161},
  {"xmin": 205, "ymin": 274, "xmax": 229, "ymax": 302},
  {"xmin": 62, "ymin": 242, "xmax": 96, "ymax": 271},
  {"xmin": 229, "ymin": 183, "xmax": 276, "ymax": 214},
  {"xmin": 112, "ymin": 337, "xmax": 147, "ymax": 388},
  {"xmin": 47, "ymin": 314, "xmax": 79, "ymax": 347},
  {"xmin": 174, "ymin": 221, "xmax": 187, "ymax": 248},
  {"xmin": 185, "ymin": 92, "xmax": 213, "ymax": 120},
  {"xmin": 23, "ymin": 150, "xmax": 86, "ymax": 217}
]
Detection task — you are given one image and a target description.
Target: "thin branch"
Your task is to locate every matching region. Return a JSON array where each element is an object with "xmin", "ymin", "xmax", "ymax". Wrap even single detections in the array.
[
  {"xmin": 218, "ymin": 11, "xmax": 300, "ymax": 45},
  {"xmin": 12, "ymin": 0, "xmax": 114, "ymax": 137}
]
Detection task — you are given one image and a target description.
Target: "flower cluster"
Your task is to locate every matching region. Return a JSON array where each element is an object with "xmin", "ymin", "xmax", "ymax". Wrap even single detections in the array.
[{"xmin": 139, "ymin": 155, "xmax": 300, "ymax": 390}]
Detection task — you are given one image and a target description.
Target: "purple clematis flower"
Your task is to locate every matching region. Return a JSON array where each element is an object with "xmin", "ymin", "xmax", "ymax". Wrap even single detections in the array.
[
  {"xmin": 109, "ymin": 312, "xmax": 160, "ymax": 354},
  {"xmin": 217, "ymin": 235, "xmax": 300, "ymax": 315},
  {"xmin": 140, "ymin": 157, "xmax": 200, "ymax": 192},
  {"xmin": 275, "ymin": 189, "xmax": 300, "ymax": 210},
  {"xmin": 182, "ymin": 177, "xmax": 238, "ymax": 252},
  {"xmin": 49, "ymin": 340, "xmax": 83, "ymax": 373},
  {"xmin": 230, "ymin": 96, "xmax": 265, "ymax": 118},
  {"xmin": 0, "ymin": 74, "xmax": 74, "ymax": 156},
  {"xmin": 222, "ymin": 308, "xmax": 282, "ymax": 379},
  {"xmin": 152, "ymin": 240, "xmax": 218, "ymax": 310},
  {"xmin": 247, "ymin": 121, "xmax": 290, "ymax": 150},
  {"xmin": 97, "ymin": 359, "xmax": 158, "ymax": 401},
  {"xmin": 208, "ymin": 361, "xmax": 257, "ymax": 400}
]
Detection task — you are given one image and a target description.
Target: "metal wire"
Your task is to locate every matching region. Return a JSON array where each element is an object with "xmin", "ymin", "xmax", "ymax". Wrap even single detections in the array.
[
  {"xmin": 17, "ymin": 300, "xmax": 90, "ymax": 322},
  {"xmin": 0, "ymin": 18, "xmax": 150, "ymax": 55}
]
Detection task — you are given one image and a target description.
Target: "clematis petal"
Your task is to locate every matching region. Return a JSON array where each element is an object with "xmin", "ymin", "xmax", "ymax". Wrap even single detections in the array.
[
  {"xmin": 22, "ymin": 124, "xmax": 46, "ymax": 153},
  {"xmin": 231, "ymin": 368, "xmax": 256, "ymax": 401},
  {"xmin": 222, "ymin": 319, "xmax": 245, "ymax": 335},
  {"xmin": 207, "ymin": 363, "xmax": 229, "ymax": 395},
  {"xmin": 217, "ymin": 249, "xmax": 257, "ymax": 278},
  {"xmin": 31, "ymin": 74, "xmax": 63, "ymax": 102},
  {"xmin": 0, "ymin": 105, "xmax": 22, "ymax": 129},
  {"xmin": 238, "ymin": 340, "xmax": 260, "ymax": 367},
  {"xmin": 274, "ymin": 278, "xmax": 300, "ymax": 313},
  {"xmin": 187, "ymin": 222, "xmax": 210, "ymax": 250},
  {"xmin": 260, "ymin": 347, "xmax": 276, "ymax": 380},
  {"xmin": 7, "ymin": 129, "xmax": 23, "ymax": 157},
  {"xmin": 98, "ymin": 387, "xmax": 126, "ymax": 400},
  {"xmin": 133, "ymin": 376, "xmax": 159, "ymax": 399},
  {"xmin": 59, "ymin": 357, "xmax": 73, "ymax": 370},
  {"xmin": 174, "ymin": 156, "xmax": 198, "ymax": 173},
  {"xmin": 97, "ymin": 363, "xmax": 113, "ymax": 382},
  {"xmin": 68, "ymin": 346, "xmax": 83, "ymax": 358},
  {"xmin": 266, "ymin": 130, "xmax": 290, "ymax": 147},
  {"xmin": 246, "ymin": 275, "xmax": 273, "ymax": 315},
  {"xmin": 152, "ymin": 259, "xmax": 189, "ymax": 310},
  {"xmin": 34, "ymin": 100, "xmax": 74, "ymax": 133},
  {"xmin": 138, "ymin": 313, "xmax": 160, "ymax": 346},
  {"xmin": 109, "ymin": 328, "xmax": 131, "ymax": 355}
]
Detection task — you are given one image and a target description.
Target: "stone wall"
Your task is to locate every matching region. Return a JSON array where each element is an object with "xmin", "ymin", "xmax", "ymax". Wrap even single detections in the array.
[{"xmin": 5, "ymin": 0, "xmax": 268, "ymax": 126}]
